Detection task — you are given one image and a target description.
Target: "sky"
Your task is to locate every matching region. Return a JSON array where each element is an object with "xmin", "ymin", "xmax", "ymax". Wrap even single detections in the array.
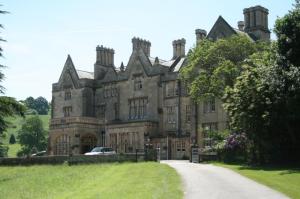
[{"xmin": 1, "ymin": 0, "xmax": 295, "ymax": 101}]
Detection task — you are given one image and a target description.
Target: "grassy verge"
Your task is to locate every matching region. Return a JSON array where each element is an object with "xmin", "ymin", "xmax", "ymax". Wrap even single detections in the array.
[
  {"xmin": 214, "ymin": 162, "xmax": 300, "ymax": 199},
  {"xmin": 0, "ymin": 162, "xmax": 182, "ymax": 199}
]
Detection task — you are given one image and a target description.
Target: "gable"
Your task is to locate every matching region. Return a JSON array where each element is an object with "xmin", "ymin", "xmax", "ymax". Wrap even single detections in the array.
[
  {"xmin": 126, "ymin": 48, "xmax": 152, "ymax": 78},
  {"xmin": 207, "ymin": 16, "xmax": 237, "ymax": 40},
  {"xmin": 58, "ymin": 55, "xmax": 80, "ymax": 89},
  {"xmin": 102, "ymin": 67, "xmax": 118, "ymax": 82}
]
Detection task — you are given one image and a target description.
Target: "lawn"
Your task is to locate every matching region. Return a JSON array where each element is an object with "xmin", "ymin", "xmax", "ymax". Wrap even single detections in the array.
[
  {"xmin": 214, "ymin": 162, "xmax": 300, "ymax": 199},
  {"xmin": 0, "ymin": 162, "xmax": 183, "ymax": 199}
]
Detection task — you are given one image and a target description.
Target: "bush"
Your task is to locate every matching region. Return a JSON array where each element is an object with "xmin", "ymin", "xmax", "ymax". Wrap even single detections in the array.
[
  {"xmin": 9, "ymin": 134, "xmax": 16, "ymax": 144},
  {"xmin": 217, "ymin": 133, "xmax": 248, "ymax": 163},
  {"xmin": 0, "ymin": 144, "xmax": 8, "ymax": 157}
]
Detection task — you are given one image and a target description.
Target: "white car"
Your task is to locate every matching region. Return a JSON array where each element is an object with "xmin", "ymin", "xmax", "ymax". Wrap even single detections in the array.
[{"xmin": 84, "ymin": 147, "xmax": 116, "ymax": 155}]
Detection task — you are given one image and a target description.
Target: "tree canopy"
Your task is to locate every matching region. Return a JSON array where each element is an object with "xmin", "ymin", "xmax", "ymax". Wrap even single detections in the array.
[
  {"xmin": 24, "ymin": 96, "xmax": 49, "ymax": 115},
  {"xmin": 181, "ymin": 35, "xmax": 269, "ymax": 101},
  {"xmin": 181, "ymin": 1, "xmax": 300, "ymax": 164},
  {"xmin": 17, "ymin": 116, "xmax": 47, "ymax": 156}
]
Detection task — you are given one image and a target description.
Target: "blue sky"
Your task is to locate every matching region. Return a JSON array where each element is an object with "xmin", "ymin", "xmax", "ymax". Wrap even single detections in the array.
[{"xmin": 1, "ymin": 0, "xmax": 295, "ymax": 101}]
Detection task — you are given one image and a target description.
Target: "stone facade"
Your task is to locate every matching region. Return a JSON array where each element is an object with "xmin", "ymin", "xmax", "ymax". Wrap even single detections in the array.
[{"xmin": 49, "ymin": 5, "xmax": 270, "ymax": 159}]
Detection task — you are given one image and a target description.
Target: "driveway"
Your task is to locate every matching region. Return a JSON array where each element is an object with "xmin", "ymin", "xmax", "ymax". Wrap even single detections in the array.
[{"xmin": 161, "ymin": 160, "xmax": 289, "ymax": 199}]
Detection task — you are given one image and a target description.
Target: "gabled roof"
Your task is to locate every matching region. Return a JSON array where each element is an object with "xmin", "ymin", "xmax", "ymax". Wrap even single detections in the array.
[
  {"xmin": 57, "ymin": 55, "xmax": 81, "ymax": 89},
  {"xmin": 207, "ymin": 16, "xmax": 238, "ymax": 40},
  {"xmin": 207, "ymin": 16, "xmax": 254, "ymax": 42}
]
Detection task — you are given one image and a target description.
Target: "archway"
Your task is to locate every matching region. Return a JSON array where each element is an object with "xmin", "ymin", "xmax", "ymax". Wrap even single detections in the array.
[{"xmin": 80, "ymin": 134, "xmax": 97, "ymax": 154}]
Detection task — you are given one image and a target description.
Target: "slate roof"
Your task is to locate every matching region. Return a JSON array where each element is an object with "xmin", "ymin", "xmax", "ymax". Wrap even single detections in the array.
[{"xmin": 76, "ymin": 70, "xmax": 94, "ymax": 79}]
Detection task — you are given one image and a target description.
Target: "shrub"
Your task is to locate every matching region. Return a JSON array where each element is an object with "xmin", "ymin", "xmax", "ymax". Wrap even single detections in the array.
[
  {"xmin": 0, "ymin": 144, "xmax": 8, "ymax": 157},
  {"xmin": 9, "ymin": 134, "xmax": 16, "ymax": 144}
]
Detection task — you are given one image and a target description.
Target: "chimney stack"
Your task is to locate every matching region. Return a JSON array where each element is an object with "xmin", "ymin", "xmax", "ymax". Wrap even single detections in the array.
[
  {"xmin": 238, "ymin": 21, "xmax": 245, "ymax": 31},
  {"xmin": 172, "ymin": 38, "xmax": 186, "ymax": 59},
  {"xmin": 96, "ymin": 45, "xmax": 115, "ymax": 66},
  {"xmin": 243, "ymin": 5, "xmax": 270, "ymax": 40},
  {"xmin": 195, "ymin": 29, "xmax": 207, "ymax": 43},
  {"xmin": 132, "ymin": 37, "xmax": 151, "ymax": 56}
]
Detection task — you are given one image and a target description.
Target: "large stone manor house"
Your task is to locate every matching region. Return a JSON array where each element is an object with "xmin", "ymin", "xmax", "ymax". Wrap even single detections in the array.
[{"xmin": 49, "ymin": 5, "xmax": 270, "ymax": 159}]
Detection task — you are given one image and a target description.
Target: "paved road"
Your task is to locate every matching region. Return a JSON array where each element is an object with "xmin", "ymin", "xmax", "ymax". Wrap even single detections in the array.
[{"xmin": 161, "ymin": 160, "xmax": 290, "ymax": 199}]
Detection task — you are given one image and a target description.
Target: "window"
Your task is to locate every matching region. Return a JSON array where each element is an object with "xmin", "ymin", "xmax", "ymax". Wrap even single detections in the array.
[
  {"xmin": 114, "ymin": 103, "xmax": 119, "ymax": 120},
  {"xmin": 202, "ymin": 122, "xmax": 218, "ymax": 148},
  {"xmin": 129, "ymin": 98, "xmax": 147, "ymax": 119},
  {"xmin": 167, "ymin": 106, "xmax": 176, "ymax": 123},
  {"xmin": 104, "ymin": 84, "xmax": 117, "ymax": 98},
  {"xmin": 55, "ymin": 134, "xmax": 70, "ymax": 155},
  {"xmin": 133, "ymin": 75, "xmax": 142, "ymax": 91},
  {"xmin": 64, "ymin": 91, "xmax": 71, "ymax": 100},
  {"xmin": 98, "ymin": 105, "xmax": 106, "ymax": 119},
  {"xmin": 63, "ymin": 106, "xmax": 72, "ymax": 117},
  {"xmin": 166, "ymin": 81, "xmax": 179, "ymax": 97},
  {"xmin": 176, "ymin": 141, "xmax": 186, "ymax": 152},
  {"xmin": 203, "ymin": 98, "xmax": 215, "ymax": 113},
  {"xmin": 186, "ymin": 105, "xmax": 191, "ymax": 123}
]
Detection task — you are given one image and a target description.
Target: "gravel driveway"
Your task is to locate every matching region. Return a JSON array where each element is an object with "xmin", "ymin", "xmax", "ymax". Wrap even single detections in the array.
[{"xmin": 161, "ymin": 160, "xmax": 289, "ymax": 199}]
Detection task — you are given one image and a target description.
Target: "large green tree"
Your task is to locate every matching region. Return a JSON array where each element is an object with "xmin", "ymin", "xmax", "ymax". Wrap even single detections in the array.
[
  {"xmin": 24, "ymin": 96, "xmax": 49, "ymax": 115},
  {"xmin": 0, "ymin": 6, "xmax": 25, "ymax": 157},
  {"xmin": 17, "ymin": 116, "xmax": 47, "ymax": 156},
  {"xmin": 181, "ymin": 35, "xmax": 269, "ymax": 101},
  {"xmin": 224, "ymin": 1, "xmax": 300, "ymax": 164},
  {"xmin": 274, "ymin": 0, "xmax": 300, "ymax": 67}
]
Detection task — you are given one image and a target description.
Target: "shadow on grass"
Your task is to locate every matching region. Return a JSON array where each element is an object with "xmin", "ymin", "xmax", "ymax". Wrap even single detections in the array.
[
  {"xmin": 233, "ymin": 165, "xmax": 300, "ymax": 175},
  {"xmin": 208, "ymin": 160, "xmax": 300, "ymax": 175}
]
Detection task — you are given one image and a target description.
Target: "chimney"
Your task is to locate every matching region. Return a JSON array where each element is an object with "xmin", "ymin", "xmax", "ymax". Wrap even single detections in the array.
[
  {"xmin": 195, "ymin": 29, "xmax": 207, "ymax": 43},
  {"xmin": 238, "ymin": 21, "xmax": 245, "ymax": 31},
  {"xmin": 243, "ymin": 5, "xmax": 270, "ymax": 40},
  {"xmin": 132, "ymin": 37, "xmax": 151, "ymax": 56},
  {"xmin": 96, "ymin": 45, "xmax": 115, "ymax": 66},
  {"xmin": 172, "ymin": 38, "xmax": 186, "ymax": 59}
]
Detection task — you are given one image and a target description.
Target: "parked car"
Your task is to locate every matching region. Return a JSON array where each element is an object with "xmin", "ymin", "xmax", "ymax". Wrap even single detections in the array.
[
  {"xmin": 31, "ymin": 150, "xmax": 47, "ymax": 157},
  {"xmin": 84, "ymin": 147, "xmax": 116, "ymax": 155}
]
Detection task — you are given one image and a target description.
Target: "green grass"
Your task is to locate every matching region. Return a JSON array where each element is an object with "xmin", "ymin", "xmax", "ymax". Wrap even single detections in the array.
[
  {"xmin": 214, "ymin": 162, "xmax": 300, "ymax": 199},
  {"xmin": 6, "ymin": 144, "xmax": 21, "ymax": 157},
  {"xmin": 0, "ymin": 162, "xmax": 182, "ymax": 199},
  {"xmin": 2, "ymin": 113, "xmax": 50, "ymax": 157}
]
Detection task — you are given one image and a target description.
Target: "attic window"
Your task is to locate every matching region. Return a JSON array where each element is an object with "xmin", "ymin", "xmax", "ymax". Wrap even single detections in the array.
[{"xmin": 64, "ymin": 91, "xmax": 71, "ymax": 100}]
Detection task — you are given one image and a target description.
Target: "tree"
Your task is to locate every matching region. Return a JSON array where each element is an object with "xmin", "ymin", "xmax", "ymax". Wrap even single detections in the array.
[
  {"xmin": 222, "ymin": 1, "xmax": 300, "ymax": 164},
  {"xmin": 9, "ymin": 134, "xmax": 16, "ymax": 144},
  {"xmin": 181, "ymin": 35, "xmax": 269, "ymax": 101},
  {"xmin": 24, "ymin": 96, "xmax": 49, "ymax": 115},
  {"xmin": 0, "ymin": 5, "xmax": 25, "ymax": 157},
  {"xmin": 34, "ymin": 96, "xmax": 49, "ymax": 115},
  {"xmin": 274, "ymin": 0, "xmax": 300, "ymax": 67},
  {"xmin": 17, "ymin": 116, "xmax": 47, "ymax": 156},
  {"xmin": 24, "ymin": 96, "xmax": 35, "ymax": 110}
]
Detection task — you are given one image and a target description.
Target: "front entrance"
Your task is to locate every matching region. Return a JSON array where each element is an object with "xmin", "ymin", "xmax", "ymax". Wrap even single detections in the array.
[{"xmin": 80, "ymin": 134, "xmax": 97, "ymax": 154}]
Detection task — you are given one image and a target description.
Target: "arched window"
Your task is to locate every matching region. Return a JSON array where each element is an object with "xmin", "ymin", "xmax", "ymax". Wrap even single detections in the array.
[{"xmin": 55, "ymin": 134, "xmax": 70, "ymax": 155}]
